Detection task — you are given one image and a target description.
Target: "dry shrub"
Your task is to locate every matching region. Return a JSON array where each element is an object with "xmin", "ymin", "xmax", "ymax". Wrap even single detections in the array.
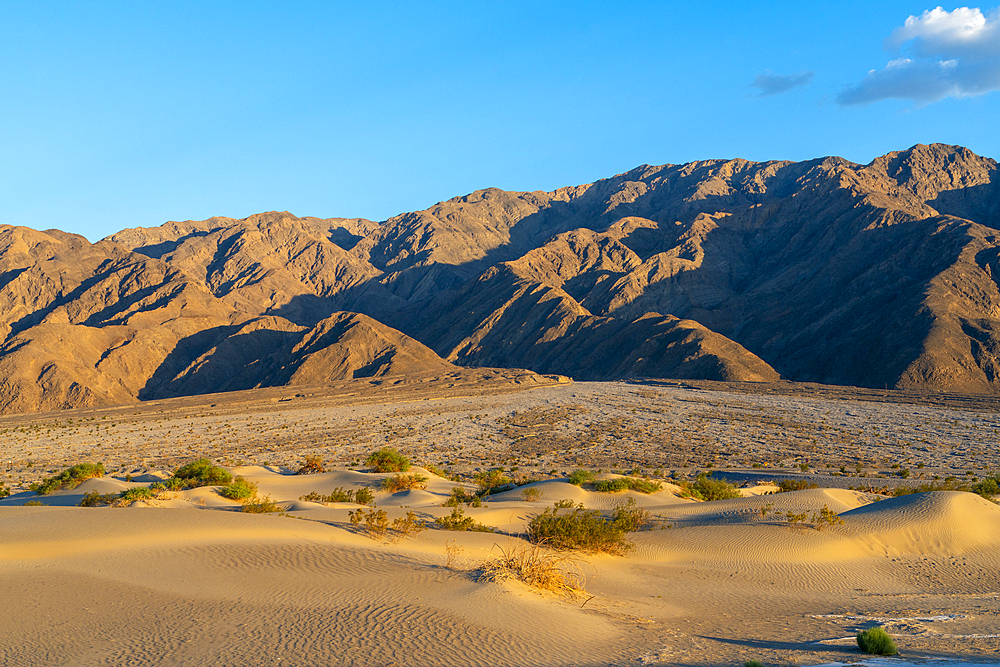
[
  {"xmin": 349, "ymin": 507, "xmax": 427, "ymax": 541},
  {"xmin": 444, "ymin": 539, "xmax": 465, "ymax": 570},
  {"xmin": 382, "ymin": 473, "xmax": 428, "ymax": 493},
  {"xmin": 478, "ymin": 542, "xmax": 586, "ymax": 598},
  {"xmin": 296, "ymin": 455, "xmax": 326, "ymax": 475},
  {"xmin": 242, "ymin": 494, "xmax": 280, "ymax": 513},
  {"xmin": 521, "ymin": 487, "xmax": 542, "ymax": 502}
]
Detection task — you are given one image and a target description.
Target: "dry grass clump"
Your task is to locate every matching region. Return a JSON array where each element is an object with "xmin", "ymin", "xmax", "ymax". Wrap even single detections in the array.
[
  {"xmin": 478, "ymin": 543, "xmax": 586, "ymax": 598},
  {"xmin": 296, "ymin": 455, "xmax": 325, "ymax": 475},
  {"xmin": 31, "ymin": 463, "xmax": 105, "ymax": 495},
  {"xmin": 435, "ymin": 507, "xmax": 494, "ymax": 532},
  {"xmin": 381, "ymin": 473, "xmax": 428, "ymax": 493},
  {"xmin": 365, "ymin": 448, "xmax": 410, "ymax": 473}
]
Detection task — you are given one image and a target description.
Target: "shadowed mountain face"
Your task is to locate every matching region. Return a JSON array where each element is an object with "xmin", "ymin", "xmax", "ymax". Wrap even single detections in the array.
[{"xmin": 1, "ymin": 143, "xmax": 998, "ymax": 414}]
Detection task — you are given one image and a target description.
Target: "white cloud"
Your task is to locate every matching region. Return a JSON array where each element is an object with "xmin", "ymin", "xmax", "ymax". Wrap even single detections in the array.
[
  {"xmin": 839, "ymin": 5, "xmax": 1000, "ymax": 105},
  {"xmin": 750, "ymin": 71, "xmax": 814, "ymax": 96}
]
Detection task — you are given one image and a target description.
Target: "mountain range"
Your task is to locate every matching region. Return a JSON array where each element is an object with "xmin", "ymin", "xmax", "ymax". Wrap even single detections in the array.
[{"xmin": 2, "ymin": 143, "xmax": 998, "ymax": 414}]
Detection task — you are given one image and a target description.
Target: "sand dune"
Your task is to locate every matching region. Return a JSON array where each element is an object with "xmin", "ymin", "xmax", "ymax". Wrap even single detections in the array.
[{"xmin": 3, "ymin": 466, "xmax": 1000, "ymax": 666}]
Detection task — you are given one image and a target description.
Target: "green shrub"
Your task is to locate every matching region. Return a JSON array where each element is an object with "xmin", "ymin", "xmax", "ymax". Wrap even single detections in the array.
[
  {"xmin": 349, "ymin": 508, "xmax": 427, "ymax": 540},
  {"xmin": 777, "ymin": 479, "xmax": 819, "ymax": 492},
  {"xmin": 856, "ymin": 627, "xmax": 898, "ymax": 655},
  {"xmin": 435, "ymin": 507, "xmax": 494, "ymax": 532},
  {"xmin": 745, "ymin": 660, "xmax": 766, "ymax": 667},
  {"xmin": 220, "ymin": 476, "xmax": 258, "ymax": 500},
  {"xmin": 474, "ymin": 468, "xmax": 512, "ymax": 494},
  {"xmin": 382, "ymin": 473, "xmax": 428, "ymax": 493},
  {"xmin": 568, "ymin": 469, "xmax": 596, "ymax": 486},
  {"xmin": 242, "ymin": 494, "xmax": 280, "ymax": 513},
  {"xmin": 527, "ymin": 500, "xmax": 632, "ymax": 555},
  {"xmin": 119, "ymin": 486, "xmax": 156, "ymax": 503},
  {"xmin": 442, "ymin": 486, "xmax": 478, "ymax": 507},
  {"xmin": 0, "ymin": 482, "xmax": 9, "ymax": 499},
  {"xmin": 31, "ymin": 463, "xmax": 105, "ymax": 495},
  {"xmin": 79, "ymin": 491, "xmax": 117, "ymax": 507},
  {"xmin": 522, "ymin": 487, "xmax": 542, "ymax": 502},
  {"xmin": 365, "ymin": 448, "xmax": 410, "ymax": 473},
  {"xmin": 688, "ymin": 473, "xmax": 741, "ymax": 501},
  {"xmin": 611, "ymin": 497, "xmax": 651, "ymax": 532},
  {"xmin": 972, "ymin": 474, "xmax": 1000, "ymax": 500},
  {"xmin": 811, "ymin": 504, "xmax": 844, "ymax": 530},
  {"xmin": 22, "ymin": 500, "xmax": 45, "ymax": 506},
  {"xmin": 164, "ymin": 477, "xmax": 186, "ymax": 491},
  {"xmin": 594, "ymin": 476, "xmax": 662, "ymax": 494},
  {"xmin": 423, "ymin": 464, "xmax": 455, "ymax": 480},
  {"xmin": 354, "ymin": 488, "xmax": 375, "ymax": 505},
  {"xmin": 172, "ymin": 459, "xmax": 232, "ymax": 488}
]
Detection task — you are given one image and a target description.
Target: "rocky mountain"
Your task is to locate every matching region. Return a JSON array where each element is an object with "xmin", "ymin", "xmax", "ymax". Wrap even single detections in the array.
[{"xmin": 1, "ymin": 143, "xmax": 998, "ymax": 414}]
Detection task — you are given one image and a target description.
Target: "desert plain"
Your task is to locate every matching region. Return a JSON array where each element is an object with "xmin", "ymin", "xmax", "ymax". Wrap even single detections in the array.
[{"xmin": 1, "ymin": 373, "xmax": 999, "ymax": 667}]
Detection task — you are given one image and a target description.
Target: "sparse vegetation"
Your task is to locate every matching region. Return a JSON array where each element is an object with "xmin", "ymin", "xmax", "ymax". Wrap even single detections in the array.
[
  {"xmin": 527, "ymin": 500, "xmax": 633, "ymax": 555},
  {"xmin": 521, "ymin": 486, "xmax": 542, "ymax": 502},
  {"xmin": 679, "ymin": 473, "xmax": 741, "ymax": 501},
  {"xmin": 568, "ymin": 469, "xmax": 596, "ymax": 486},
  {"xmin": 745, "ymin": 660, "xmax": 766, "ymax": 667},
  {"xmin": 119, "ymin": 486, "xmax": 156, "ymax": 504},
  {"xmin": 296, "ymin": 455, "xmax": 325, "ymax": 475},
  {"xmin": 349, "ymin": 507, "xmax": 427, "ymax": 540},
  {"xmin": 300, "ymin": 487, "xmax": 373, "ymax": 505},
  {"xmin": 856, "ymin": 627, "xmax": 898, "ymax": 655},
  {"xmin": 0, "ymin": 482, "xmax": 9, "ymax": 498},
  {"xmin": 220, "ymin": 476, "xmax": 258, "ymax": 500},
  {"xmin": 381, "ymin": 473, "xmax": 428, "ymax": 493},
  {"xmin": 811, "ymin": 504, "xmax": 844, "ymax": 530},
  {"xmin": 611, "ymin": 497, "xmax": 651, "ymax": 532},
  {"xmin": 172, "ymin": 458, "xmax": 232, "ymax": 488},
  {"xmin": 777, "ymin": 479, "xmax": 819, "ymax": 492},
  {"xmin": 474, "ymin": 468, "xmax": 513, "ymax": 494},
  {"xmin": 365, "ymin": 448, "xmax": 410, "ymax": 473},
  {"xmin": 442, "ymin": 486, "xmax": 480, "ymax": 507},
  {"xmin": 242, "ymin": 494, "xmax": 280, "ymax": 513},
  {"xmin": 31, "ymin": 462, "xmax": 105, "ymax": 495},
  {"xmin": 78, "ymin": 491, "xmax": 117, "ymax": 507},
  {"xmin": 435, "ymin": 507, "xmax": 494, "ymax": 532},
  {"xmin": 593, "ymin": 476, "xmax": 662, "ymax": 494}
]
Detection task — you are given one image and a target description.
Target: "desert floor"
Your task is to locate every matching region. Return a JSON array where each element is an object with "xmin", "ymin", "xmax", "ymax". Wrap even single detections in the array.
[{"xmin": 2, "ymin": 374, "xmax": 1000, "ymax": 666}]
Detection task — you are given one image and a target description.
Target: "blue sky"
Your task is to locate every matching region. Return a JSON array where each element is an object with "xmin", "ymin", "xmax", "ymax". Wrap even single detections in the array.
[{"xmin": 2, "ymin": 1, "xmax": 998, "ymax": 241}]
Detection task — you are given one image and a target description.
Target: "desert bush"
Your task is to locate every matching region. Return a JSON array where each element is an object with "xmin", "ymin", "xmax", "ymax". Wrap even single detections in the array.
[
  {"xmin": 435, "ymin": 507, "xmax": 494, "ymax": 532},
  {"xmin": 349, "ymin": 507, "xmax": 389, "ymax": 539},
  {"xmin": 31, "ymin": 462, "xmax": 105, "ymax": 495},
  {"xmin": 22, "ymin": 500, "xmax": 45, "ymax": 506},
  {"xmin": 365, "ymin": 448, "xmax": 410, "ymax": 473},
  {"xmin": 382, "ymin": 473, "xmax": 428, "ymax": 493},
  {"xmin": 594, "ymin": 476, "xmax": 662, "ymax": 494},
  {"xmin": 164, "ymin": 477, "xmax": 186, "ymax": 491},
  {"xmin": 777, "ymin": 479, "xmax": 819, "ymax": 492},
  {"xmin": 521, "ymin": 487, "xmax": 542, "ymax": 502},
  {"xmin": 119, "ymin": 486, "xmax": 156, "ymax": 504},
  {"xmin": 527, "ymin": 500, "xmax": 632, "ymax": 555},
  {"xmin": 611, "ymin": 497, "xmax": 651, "ymax": 532},
  {"xmin": 299, "ymin": 486, "xmax": 364, "ymax": 504},
  {"xmin": 296, "ymin": 455, "xmax": 325, "ymax": 475},
  {"xmin": 220, "ymin": 476, "xmax": 258, "ymax": 500},
  {"xmin": 172, "ymin": 458, "xmax": 232, "ymax": 488},
  {"xmin": 811, "ymin": 504, "xmax": 844, "ymax": 530},
  {"xmin": 744, "ymin": 660, "xmax": 765, "ymax": 667},
  {"xmin": 423, "ymin": 464, "xmax": 455, "ymax": 480},
  {"xmin": 856, "ymin": 627, "xmax": 898, "ymax": 655},
  {"xmin": 79, "ymin": 491, "xmax": 117, "ymax": 507},
  {"xmin": 972, "ymin": 474, "xmax": 1000, "ymax": 500},
  {"xmin": 354, "ymin": 487, "xmax": 375, "ymax": 505},
  {"xmin": 0, "ymin": 482, "xmax": 9, "ymax": 499},
  {"xmin": 390, "ymin": 510, "xmax": 428, "ymax": 539},
  {"xmin": 474, "ymin": 468, "xmax": 512, "ymax": 494},
  {"xmin": 242, "ymin": 494, "xmax": 280, "ymax": 513},
  {"xmin": 785, "ymin": 511, "xmax": 808, "ymax": 526},
  {"xmin": 568, "ymin": 469, "xmax": 596, "ymax": 486},
  {"xmin": 687, "ymin": 473, "xmax": 741, "ymax": 501},
  {"xmin": 478, "ymin": 543, "xmax": 585, "ymax": 597},
  {"xmin": 442, "ymin": 486, "xmax": 479, "ymax": 507}
]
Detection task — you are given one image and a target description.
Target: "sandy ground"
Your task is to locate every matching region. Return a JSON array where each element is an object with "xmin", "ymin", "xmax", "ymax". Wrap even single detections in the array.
[{"xmin": 2, "ymin": 376, "xmax": 1000, "ymax": 666}]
